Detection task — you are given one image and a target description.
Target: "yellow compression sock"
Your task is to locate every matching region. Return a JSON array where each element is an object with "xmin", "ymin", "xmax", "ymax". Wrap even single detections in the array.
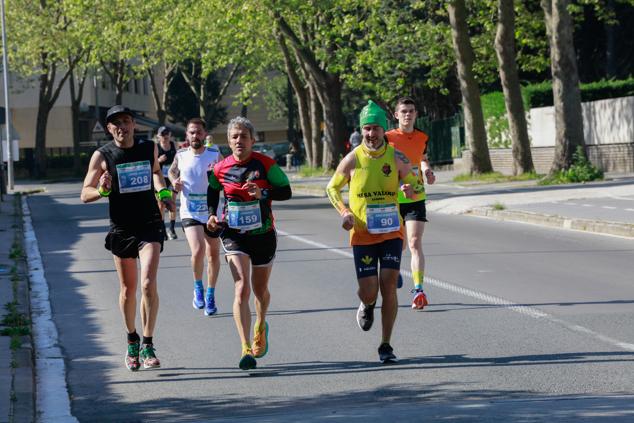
[{"xmin": 413, "ymin": 271, "xmax": 424, "ymax": 290}]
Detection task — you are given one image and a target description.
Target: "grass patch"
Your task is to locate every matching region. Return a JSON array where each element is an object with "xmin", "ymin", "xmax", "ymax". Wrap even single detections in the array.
[
  {"xmin": 453, "ymin": 171, "xmax": 541, "ymax": 183},
  {"xmin": 9, "ymin": 243, "xmax": 24, "ymax": 260},
  {"xmin": 1, "ymin": 301, "xmax": 31, "ymax": 350},
  {"xmin": 538, "ymin": 147, "xmax": 604, "ymax": 186},
  {"xmin": 297, "ymin": 166, "xmax": 334, "ymax": 178},
  {"xmin": 492, "ymin": 202, "xmax": 506, "ymax": 211}
]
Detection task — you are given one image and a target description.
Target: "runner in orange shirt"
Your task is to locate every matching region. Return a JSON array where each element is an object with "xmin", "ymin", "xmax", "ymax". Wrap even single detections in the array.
[{"xmin": 385, "ymin": 97, "xmax": 436, "ymax": 310}]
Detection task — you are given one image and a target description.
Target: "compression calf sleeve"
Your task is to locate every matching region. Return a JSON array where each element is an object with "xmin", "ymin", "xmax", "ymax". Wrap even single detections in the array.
[{"xmin": 326, "ymin": 172, "xmax": 350, "ymax": 215}]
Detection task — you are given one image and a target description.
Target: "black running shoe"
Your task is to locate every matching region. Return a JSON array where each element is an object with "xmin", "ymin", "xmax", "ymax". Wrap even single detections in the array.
[
  {"xmin": 378, "ymin": 343, "xmax": 397, "ymax": 363},
  {"xmin": 356, "ymin": 302, "xmax": 375, "ymax": 331}
]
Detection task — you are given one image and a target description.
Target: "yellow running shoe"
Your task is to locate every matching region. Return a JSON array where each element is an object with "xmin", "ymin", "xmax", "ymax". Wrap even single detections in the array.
[
  {"xmin": 252, "ymin": 322, "xmax": 269, "ymax": 358},
  {"xmin": 239, "ymin": 347, "xmax": 257, "ymax": 370}
]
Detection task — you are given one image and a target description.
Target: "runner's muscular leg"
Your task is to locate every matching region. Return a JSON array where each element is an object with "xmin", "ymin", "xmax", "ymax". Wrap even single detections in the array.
[
  {"xmin": 184, "ymin": 226, "xmax": 205, "ymax": 281},
  {"xmin": 357, "ymin": 275, "xmax": 379, "ymax": 306},
  {"xmin": 205, "ymin": 236, "xmax": 221, "ymax": 289},
  {"xmin": 138, "ymin": 242, "xmax": 161, "ymax": 337},
  {"xmin": 113, "ymin": 256, "xmax": 138, "ymax": 334},
  {"xmin": 252, "ymin": 265, "xmax": 272, "ymax": 330},
  {"xmin": 405, "ymin": 220, "xmax": 425, "ymax": 279},
  {"xmin": 378, "ymin": 268, "xmax": 399, "ymax": 343},
  {"xmin": 227, "ymin": 254, "xmax": 252, "ymax": 347}
]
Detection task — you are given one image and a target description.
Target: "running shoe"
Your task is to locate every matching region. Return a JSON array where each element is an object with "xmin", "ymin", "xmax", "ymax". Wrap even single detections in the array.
[
  {"xmin": 125, "ymin": 341, "xmax": 140, "ymax": 372},
  {"xmin": 411, "ymin": 289, "xmax": 429, "ymax": 310},
  {"xmin": 239, "ymin": 348, "xmax": 257, "ymax": 370},
  {"xmin": 397, "ymin": 273, "xmax": 403, "ymax": 289},
  {"xmin": 252, "ymin": 322, "xmax": 269, "ymax": 358},
  {"xmin": 204, "ymin": 293, "xmax": 217, "ymax": 316},
  {"xmin": 139, "ymin": 344, "xmax": 161, "ymax": 369},
  {"xmin": 378, "ymin": 343, "xmax": 397, "ymax": 363},
  {"xmin": 356, "ymin": 302, "xmax": 375, "ymax": 331},
  {"xmin": 167, "ymin": 228, "xmax": 178, "ymax": 240},
  {"xmin": 193, "ymin": 286, "xmax": 205, "ymax": 309}
]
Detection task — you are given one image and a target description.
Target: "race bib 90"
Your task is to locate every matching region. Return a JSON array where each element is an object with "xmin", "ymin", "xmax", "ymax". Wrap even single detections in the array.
[{"xmin": 366, "ymin": 203, "xmax": 400, "ymax": 234}]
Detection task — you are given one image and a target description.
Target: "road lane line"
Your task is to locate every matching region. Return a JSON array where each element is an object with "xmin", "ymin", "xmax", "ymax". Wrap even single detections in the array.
[
  {"xmin": 278, "ymin": 229, "xmax": 634, "ymax": 352},
  {"xmin": 22, "ymin": 197, "xmax": 78, "ymax": 423}
]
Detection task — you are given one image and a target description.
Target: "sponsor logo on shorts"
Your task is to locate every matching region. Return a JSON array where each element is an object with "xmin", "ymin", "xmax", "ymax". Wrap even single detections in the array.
[{"xmin": 383, "ymin": 253, "xmax": 400, "ymax": 263}]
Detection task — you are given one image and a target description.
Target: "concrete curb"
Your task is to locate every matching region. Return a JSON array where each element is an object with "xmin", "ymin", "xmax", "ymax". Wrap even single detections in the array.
[
  {"xmin": 291, "ymin": 184, "xmax": 328, "ymax": 198},
  {"xmin": 468, "ymin": 207, "xmax": 634, "ymax": 238}
]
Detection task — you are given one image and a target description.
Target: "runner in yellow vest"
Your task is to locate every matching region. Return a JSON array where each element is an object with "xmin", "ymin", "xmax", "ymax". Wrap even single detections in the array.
[{"xmin": 326, "ymin": 100, "xmax": 423, "ymax": 363}]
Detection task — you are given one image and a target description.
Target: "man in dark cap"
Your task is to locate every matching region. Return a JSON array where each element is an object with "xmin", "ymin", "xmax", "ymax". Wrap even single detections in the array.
[
  {"xmin": 156, "ymin": 126, "xmax": 178, "ymax": 240},
  {"xmin": 81, "ymin": 105, "xmax": 175, "ymax": 372}
]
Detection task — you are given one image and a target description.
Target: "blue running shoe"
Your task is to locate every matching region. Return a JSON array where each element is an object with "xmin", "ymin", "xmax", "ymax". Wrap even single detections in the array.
[
  {"xmin": 204, "ymin": 293, "xmax": 217, "ymax": 316},
  {"xmin": 397, "ymin": 273, "xmax": 403, "ymax": 289},
  {"xmin": 192, "ymin": 287, "xmax": 205, "ymax": 309}
]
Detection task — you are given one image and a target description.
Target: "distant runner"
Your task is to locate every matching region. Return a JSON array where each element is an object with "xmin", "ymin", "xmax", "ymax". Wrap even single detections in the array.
[{"xmin": 156, "ymin": 126, "xmax": 178, "ymax": 240}]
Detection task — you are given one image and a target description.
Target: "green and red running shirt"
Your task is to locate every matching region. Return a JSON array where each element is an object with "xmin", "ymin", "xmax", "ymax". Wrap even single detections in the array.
[{"xmin": 208, "ymin": 152, "xmax": 291, "ymax": 235}]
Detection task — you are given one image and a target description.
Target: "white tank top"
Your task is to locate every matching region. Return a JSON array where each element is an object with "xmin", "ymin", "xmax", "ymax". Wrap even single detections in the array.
[{"xmin": 177, "ymin": 146, "xmax": 222, "ymax": 222}]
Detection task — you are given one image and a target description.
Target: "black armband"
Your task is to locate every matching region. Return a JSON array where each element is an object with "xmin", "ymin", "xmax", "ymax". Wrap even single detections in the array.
[
  {"xmin": 207, "ymin": 185, "xmax": 220, "ymax": 213},
  {"xmin": 265, "ymin": 185, "xmax": 292, "ymax": 201}
]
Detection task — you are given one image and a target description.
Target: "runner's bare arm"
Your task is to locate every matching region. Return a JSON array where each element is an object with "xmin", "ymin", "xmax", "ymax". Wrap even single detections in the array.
[
  {"xmin": 80, "ymin": 150, "xmax": 109, "ymax": 203},
  {"xmin": 397, "ymin": 154, "xmax": 423, "ymax": 199},
  {"xmin": 152, "ymin": 144, "xmax": 176, "ymax": 211},
  {"xmin": 168, "ymin": 154, "xmax": 180, "ymax": 185}
]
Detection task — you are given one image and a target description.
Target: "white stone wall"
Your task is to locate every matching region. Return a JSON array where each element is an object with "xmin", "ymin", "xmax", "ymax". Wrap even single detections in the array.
[{"xmin": 529, "ymin": 95, "xmax": 634, "ymax": 147}]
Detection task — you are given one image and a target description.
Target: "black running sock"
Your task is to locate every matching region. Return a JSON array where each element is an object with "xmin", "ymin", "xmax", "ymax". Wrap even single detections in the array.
[
  {"xmin": 142, "ymin": 336, "xmax": 153, "ymax": 346},
  {"xmin": 169, "ymin": 220, "xmax": 176, "ymax": 231},
  {"xmin": 127, "ymin": 331, "xmax": 140, "ymax": 344}
]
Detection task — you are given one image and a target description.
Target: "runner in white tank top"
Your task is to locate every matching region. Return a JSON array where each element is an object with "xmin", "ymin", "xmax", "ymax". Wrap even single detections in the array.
[{"xmin": 168, "ymin": 118, "xmax": 223, "ymax": 316}]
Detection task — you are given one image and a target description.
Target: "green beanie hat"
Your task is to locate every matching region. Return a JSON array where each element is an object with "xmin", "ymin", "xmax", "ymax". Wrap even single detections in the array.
[{"xmin": 359, "ymin": 100, "xmax": 388, "ymax": 131}]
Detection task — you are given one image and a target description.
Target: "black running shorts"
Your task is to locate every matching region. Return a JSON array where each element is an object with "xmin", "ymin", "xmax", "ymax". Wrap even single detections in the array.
[
  {"xmin": 105, "ymin": 222, "xmax": 165, "ymax": 259},
  {"xmin": 399, "ymin": 200, "xmax": 428, "ymax": 222},
  {"xmin": 181, "ymin": 218, "xmax": 221, "ymax": 238},
  {"xmin": 352, "ymin": 237, "xmax": 403, "ymax": 279},
  {"xmin": 220, "ymin": 229, "xmax": 277, "ymax": 266}
]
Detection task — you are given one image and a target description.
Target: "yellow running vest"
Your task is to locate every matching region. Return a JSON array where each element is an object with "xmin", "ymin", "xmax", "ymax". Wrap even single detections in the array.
[{"xmin": 349, "ymin": 144, "xmax": 404, "ymax": 246}]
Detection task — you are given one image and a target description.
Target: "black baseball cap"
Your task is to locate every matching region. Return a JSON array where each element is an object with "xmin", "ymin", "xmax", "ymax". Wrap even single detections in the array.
[
  {"xmin": 105, "ymin": 105, "xmax": 135, "ymax": 124},
  {"xmin": 158, "ymin": 126, "xmax": 171, "ymax": 135}
]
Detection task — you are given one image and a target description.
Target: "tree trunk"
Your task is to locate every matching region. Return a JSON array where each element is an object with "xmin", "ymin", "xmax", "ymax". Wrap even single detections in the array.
[
  {"xmin": 448, "ymin": 0, "xmax": 493, "ymax": 174},
  {"xmin": 34, "ymin": 86, "xmax": 50, "ymax": 178},
  {"xmin": 541, "ymin": 0, "xmax": 585, "ymax": 174},
  {"xmin": 276, "ymin": 31, "xmax": 313, "ymax": 165},
  {"xmin": 495, "ymin": 0, "xmax": 534, "ymax": 175},
  {"xmin": 69, "ymin": 69, "xmax": 87, "ymax": 176},
  {"xmin": 147, "ymin": 63, "xmax": 176, "ymax": 125},
  {"xmin": 275, "ymin": 13, "xmax": 347, "ymax": 169},
  {"xmin": 308, "ymin": 81, "xmax": 323, "ymax": 167}
]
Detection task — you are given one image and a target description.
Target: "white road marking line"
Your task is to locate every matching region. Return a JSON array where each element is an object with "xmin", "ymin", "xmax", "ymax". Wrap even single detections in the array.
[
  {"xmin": 278, "ymin": 229, "xmax": 634, "ymax": 352},
  {"xmin": 602, "ymin": 206, "xmax": 617, "ymax": 210},
  {"xmin": 23, "ymin": 197, "xmax": 79, "ymax": 423},
  {"xmin": 582, "ymin": 204, "xmax": 593, "ymax": 207},
  {"xmin": 626, "ymin": 208, "xmax": 634, "ymax": 212}
]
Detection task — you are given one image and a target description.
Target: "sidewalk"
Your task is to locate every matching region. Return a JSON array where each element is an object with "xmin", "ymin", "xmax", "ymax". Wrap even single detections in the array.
[
  {"xmin": 0, "ymin": 193, "xmax": 35, "ymax": 423},
  {"xmin": 289, "ymin": 170, "xmax": 634, "ymax": 238}
]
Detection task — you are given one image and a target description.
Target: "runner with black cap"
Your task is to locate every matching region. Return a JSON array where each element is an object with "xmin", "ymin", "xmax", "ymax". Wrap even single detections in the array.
[
  {"xmin": 81, "ymin": 105, "xmax": 175, "ymax": 371},
  {"xmin": 156, "ymin": 125, "xmax": 178, "ymax": 240}
]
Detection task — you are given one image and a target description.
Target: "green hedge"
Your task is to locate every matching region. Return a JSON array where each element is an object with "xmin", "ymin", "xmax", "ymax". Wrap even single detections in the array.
[{"xmin": 482, "ymin": 77, "xmax": 634, "ymax": 120}]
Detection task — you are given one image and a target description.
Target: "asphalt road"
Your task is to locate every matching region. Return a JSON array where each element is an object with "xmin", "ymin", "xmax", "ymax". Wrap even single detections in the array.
[
  {"xmin": 507, "ymin": 196, "xmax": 634, "ymax": 224},
  {"xmin": 27, "ymin": 182, "xmax": 634, "ymax": 422}
]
